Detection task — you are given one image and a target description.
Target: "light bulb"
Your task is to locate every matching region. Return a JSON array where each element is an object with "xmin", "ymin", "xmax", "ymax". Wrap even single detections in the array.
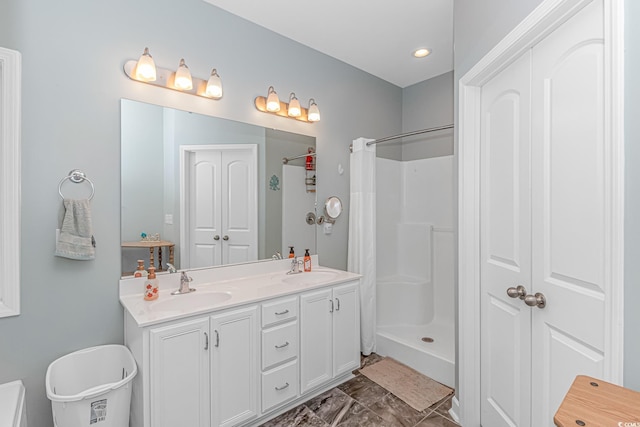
[
  {"xmin": 174, "ymin": 58, "xmax": 193, "ymax": 90},
  {"xmin": 266, "ymin": 86, "xmax": 280, "ymax": 112},
  {"xmin": 205, "ymin": 69, "xmax": 223, "ymax": 98},
  {"xmin": 308, "ymin": 99, "xmax": 320, "ymax": 122},
  {"xmin": 288, "ymin": 93, "xmax": 301, "ymax": 117},
  {"xmin": 135, "ymin": 47, "xmax": 156, "ymax": 82}
]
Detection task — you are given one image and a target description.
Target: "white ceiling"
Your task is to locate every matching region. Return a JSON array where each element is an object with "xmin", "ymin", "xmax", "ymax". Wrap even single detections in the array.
[{"xmin": 203, "ymin": 0, "xmax": 454, "ymax": 88}]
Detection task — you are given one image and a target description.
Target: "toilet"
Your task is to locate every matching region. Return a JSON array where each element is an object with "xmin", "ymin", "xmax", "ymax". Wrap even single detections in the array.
[{"xmin": 0, "ymin": 381, "xmax": 27, "ymax": 427}]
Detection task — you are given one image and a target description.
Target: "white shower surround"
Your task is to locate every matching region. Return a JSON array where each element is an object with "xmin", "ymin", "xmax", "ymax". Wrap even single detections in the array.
[{"xmin": 375, "ymin": 155, "xmax": 455, "ymax": 387}]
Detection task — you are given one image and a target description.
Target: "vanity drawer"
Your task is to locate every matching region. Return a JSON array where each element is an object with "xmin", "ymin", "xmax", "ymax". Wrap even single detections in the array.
[
  {"xmin": 262, "ymin": 321, "xmax": 298, "ymax": 370},
  {"xmin": 262, "ymin": 360, "xmax": 299, "ymax": 413},
  {"xmin": 262, "ymin": 296, "xmax": 298, "ymax": 327}
]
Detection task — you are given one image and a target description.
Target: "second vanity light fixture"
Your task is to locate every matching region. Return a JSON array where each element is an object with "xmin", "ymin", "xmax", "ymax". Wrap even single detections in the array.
[
  {"xmin": 123, "ymin": 47, "xmax": 223, "ymax": 99},
  {"xmin": 255, "ymin": 86, "xmax": 320, "ymax": 123}
]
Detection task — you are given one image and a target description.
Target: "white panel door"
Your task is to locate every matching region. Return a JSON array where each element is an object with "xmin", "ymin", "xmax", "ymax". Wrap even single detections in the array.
[
  {"xmin": 480, "ymin": 52, "xmax": 532, "ymax": 427},
  {"xmin": 530, "ymin": 1, "xmax": 606, "ymax": 424},
  {"xmin": 185, "ymin": 145, "xmax": 257, "ymax": 268},
  {"xmin": 221, "ymin": 149, "xmax": 258, "ymax": 265}
]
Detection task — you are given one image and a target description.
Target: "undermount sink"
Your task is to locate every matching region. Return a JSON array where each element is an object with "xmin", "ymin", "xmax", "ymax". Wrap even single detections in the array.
[
  {"xmin": 282, "ymin": 270, "xmax": 338, "ymax": 285},
  {"xmin": 149, "ymin": 291, "xmax": 232, "ymax": 312}
]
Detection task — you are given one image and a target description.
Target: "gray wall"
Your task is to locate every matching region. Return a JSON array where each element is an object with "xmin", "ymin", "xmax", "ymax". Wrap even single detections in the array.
[
  {"xmin": 0, "ymin": 0, "xmax": 401, "ymax": 424},
  {"xmin": 454, "ymin": 0, "xmax": 640, "ymax": 392},
  {"xmin": 401, "ymin": 71, "xmax": 454, "ymax": 161}
]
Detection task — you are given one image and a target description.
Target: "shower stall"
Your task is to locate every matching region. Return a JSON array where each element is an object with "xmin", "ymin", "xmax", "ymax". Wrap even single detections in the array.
[{"xmin": 375, "ymin": 154, "xmax": 455, "ymax": 388}]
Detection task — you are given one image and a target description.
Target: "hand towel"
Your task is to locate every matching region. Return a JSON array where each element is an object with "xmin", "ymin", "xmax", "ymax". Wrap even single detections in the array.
[{"xmin": 55, "ymin": 199, "xmax": 96, "ymax": 260}]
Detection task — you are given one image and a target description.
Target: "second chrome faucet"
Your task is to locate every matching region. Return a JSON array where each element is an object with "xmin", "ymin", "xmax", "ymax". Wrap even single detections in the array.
[{"xmin": 287, "ymin": 257, "xmax": 303, "ymax": 275}]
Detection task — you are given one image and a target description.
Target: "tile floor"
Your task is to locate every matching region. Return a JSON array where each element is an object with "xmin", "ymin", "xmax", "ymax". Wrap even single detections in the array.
[{"xmin": 260, "ymin": 354, "xmax": 460, "ymax": 427}]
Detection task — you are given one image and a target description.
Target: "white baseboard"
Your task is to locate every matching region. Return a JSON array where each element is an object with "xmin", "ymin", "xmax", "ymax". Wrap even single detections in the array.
[{"xmin": 448, "ymin": 396, "xmax": 460, "ymax": 423}]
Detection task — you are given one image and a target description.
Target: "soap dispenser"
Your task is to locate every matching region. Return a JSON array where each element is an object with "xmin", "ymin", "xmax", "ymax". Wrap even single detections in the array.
[
  {"xmin": 288, "ymin": 246, "xmax": 295, "ymax": 258},
  {"xmin": 303, "ymin": 249, "xmax": 312, "ymax": 272},
  {"xmin": 144, "ymin": 266, "xmax": 159, "ymax": 301},
  {"xmin": 134, "ymin": 259, "xmax": 148, "ymax": 278}
]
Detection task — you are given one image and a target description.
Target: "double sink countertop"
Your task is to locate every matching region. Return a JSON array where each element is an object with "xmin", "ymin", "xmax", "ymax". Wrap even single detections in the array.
[{"xmin": 119, "ymin": 256, "xmax": 361, "ymax": 327}]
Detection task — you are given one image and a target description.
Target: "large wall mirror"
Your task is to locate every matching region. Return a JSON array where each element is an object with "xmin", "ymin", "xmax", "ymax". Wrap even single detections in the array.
[{"xmin": 121, "ymin": 99, "xmax": 317, "ymax": 276}]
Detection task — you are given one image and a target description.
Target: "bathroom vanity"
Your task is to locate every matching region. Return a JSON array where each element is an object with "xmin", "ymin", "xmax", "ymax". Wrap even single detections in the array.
[{"xmin": 120, "ymin": 257, "xmax": 361, "ymax": 427}]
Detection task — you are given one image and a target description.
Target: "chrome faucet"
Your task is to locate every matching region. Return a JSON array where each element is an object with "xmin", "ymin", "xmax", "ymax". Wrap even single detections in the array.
[
  {"xmin": 171, "ymin": 271, "xmax": 196, "ymax": 295},
  {"xmin": 166, "ymin": 263, "xmax": 177, "ymax": 273},
  {"xmin": 272, "ymin": 251, "xmax": 283, "ymax": 260},
  {"xmin": 287, "ymin": 257, "xmax": 303, "ymax": 275}
]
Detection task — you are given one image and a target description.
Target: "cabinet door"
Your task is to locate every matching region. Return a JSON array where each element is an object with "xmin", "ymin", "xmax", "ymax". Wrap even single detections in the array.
[
  {"xmin": 150, "ymin": 318, "xmax": 210, "ymax": 427},
  {"xmin": 300, "ymin": 288, "xmax": 333, "ymax": 394},
  {"xmin": 211, "ymin": 306, "xmax": 259, "ymax": 427},
  {"xmin": 332, "ymin": 282, "xmax": 360, "ymax": 377}
]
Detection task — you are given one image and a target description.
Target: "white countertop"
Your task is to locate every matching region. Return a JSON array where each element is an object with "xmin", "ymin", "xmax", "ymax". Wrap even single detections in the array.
[
  {"xmin": 0, "ymin": 380, "xmax": 25, "ymax": 427},
  {"xmin": 119, "ymin": 257, "xmax": 361, "ymax": 327}
]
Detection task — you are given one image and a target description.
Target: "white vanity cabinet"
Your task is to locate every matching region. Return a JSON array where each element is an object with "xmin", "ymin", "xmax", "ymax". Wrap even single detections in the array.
[
  {"xmin": 260, "ymin": 296, "xmax": 299, "ymax": 413},
  {"xmin": 126, "ymin": 305, "xmax": 259, "ymax": 427},
  {"xmin": 122, "ymin": 264, "xmax": 361, "ymax": 427},
  {"xmin": 149, "ymin": 318, "xmax": 210, "ymax": 427},
  {"xmin": 300, "ymin": 281, "xmax": 360, "ymax": 394},
  {"xmin": 211, "ymin": 306, "xmax": 260, "ymax": 427}
]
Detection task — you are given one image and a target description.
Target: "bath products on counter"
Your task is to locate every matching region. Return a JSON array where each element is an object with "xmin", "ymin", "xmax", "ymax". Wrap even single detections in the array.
[
  {"xmin": 304, "ymin": 249, "xmax": 312, "ymax": 272},
  {"xmin": 134, "ymin": 259, "xmax": 148, "ymax": 278},
  {"xmin": 144, "ymin": 267, "xmax": 159, "ymax": 301},
  {"xmin": 289, "ymin": 246, "xmax": 295, "ymax": 258}
]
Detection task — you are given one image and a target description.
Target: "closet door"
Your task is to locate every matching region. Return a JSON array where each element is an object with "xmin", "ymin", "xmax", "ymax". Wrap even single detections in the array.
[
  {"xmin": 530, "ymin": 0, "xmax": 607, "ymax": 424},
  {"xmin": 479, "ymin": 52, "xmax": 532, "ymax": 427}
]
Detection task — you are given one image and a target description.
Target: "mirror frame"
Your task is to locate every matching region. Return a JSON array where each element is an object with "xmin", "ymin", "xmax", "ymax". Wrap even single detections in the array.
[{"xmin": 0, "ymin": 46, "xmax": 21, "ymax": 317}]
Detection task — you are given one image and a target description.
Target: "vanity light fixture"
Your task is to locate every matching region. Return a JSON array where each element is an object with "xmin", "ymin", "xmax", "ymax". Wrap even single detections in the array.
[
  {"xmin": 174, "ymin": 58, "xmax": 193, "ymax": 90},
  {"xmin": 205, "ymin": 69, "xmax": 223, "ymax": 98},
  {"xmin": 254, "ymin": 86, "xmax": 320, "ymax": 123},
  {"xmin": 266, "ymin": 86, "xmax": 281, "ymax": 112},
  {"xmin": 308, "ymin": 98, "xmax": 320, "ymax": 122},
  {"xmin": 135, "ymin": 47, "xmax": 157, "ymax": 82},
  {"xmin": 288, "ymin": 93, "xmax": 301, "ymax": 117},
  {"xmin": 123, "ymin": 48, "xmax": 223, "ymax": 100}
]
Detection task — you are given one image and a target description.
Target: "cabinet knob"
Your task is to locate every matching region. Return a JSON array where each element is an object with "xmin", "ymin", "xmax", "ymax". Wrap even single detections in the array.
[
  {"xmin": 214, "ymin": 235, "xmax": 220, "ymax": 241},
  {"xmin": 223, "ymin": 235, "xmax": 229, "ymax": 241}
]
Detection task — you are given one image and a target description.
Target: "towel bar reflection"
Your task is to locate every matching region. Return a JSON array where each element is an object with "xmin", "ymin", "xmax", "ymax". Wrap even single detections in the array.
[{"xmin": 58, "ymin": 169, "xmax": 95, "ymax": 200}]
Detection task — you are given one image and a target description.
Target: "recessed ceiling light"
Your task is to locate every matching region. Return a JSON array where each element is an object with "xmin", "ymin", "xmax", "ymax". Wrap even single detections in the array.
[{"xmin": 413, "ymin": 48, "xmax": 431, "ymax": 58}]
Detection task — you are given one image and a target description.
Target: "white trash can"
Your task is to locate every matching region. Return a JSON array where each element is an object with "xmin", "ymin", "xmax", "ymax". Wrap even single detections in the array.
[{"xmin": 45, "ymin": 345, "xmax": 137, "ymax": 427}]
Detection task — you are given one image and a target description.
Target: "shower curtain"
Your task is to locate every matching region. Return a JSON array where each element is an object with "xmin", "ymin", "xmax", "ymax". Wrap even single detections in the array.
[{"xmin": 347, "ymin": 137, "xmax": 376, "ymax": 355}]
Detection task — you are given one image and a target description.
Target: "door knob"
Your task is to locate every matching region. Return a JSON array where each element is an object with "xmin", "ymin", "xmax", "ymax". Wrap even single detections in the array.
[
  {"xmin": 524, "ymin": 292, "xmax": 546, "ymax": 309},
  {"xmin": 507, "ymin": 285, "xmax": 527, "ymax": 300},
  {"xmin": 214, "ymin": 235, "xmax": 220, "ymax": 240},
  {"xmin": 223, "ymin": 235, "xmax": 229, "ymax": 241}
]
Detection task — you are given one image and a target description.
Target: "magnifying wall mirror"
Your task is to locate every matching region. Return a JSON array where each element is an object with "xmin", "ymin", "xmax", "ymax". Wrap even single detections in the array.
[{"xmin": 324, "ymin": 196, "xmax": 342, "ymax": 223}]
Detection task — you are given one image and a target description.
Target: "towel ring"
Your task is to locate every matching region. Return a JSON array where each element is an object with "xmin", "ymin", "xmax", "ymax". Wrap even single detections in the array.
[{"xmin": 58, "ymin": 169, "xmax": 95, "ymax": 200}]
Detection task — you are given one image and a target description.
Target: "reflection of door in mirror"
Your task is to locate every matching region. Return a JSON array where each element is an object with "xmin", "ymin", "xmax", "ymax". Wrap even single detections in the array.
[{"xmin": 181, "ymin": 145, "xmax": 257, "ymax": 268}]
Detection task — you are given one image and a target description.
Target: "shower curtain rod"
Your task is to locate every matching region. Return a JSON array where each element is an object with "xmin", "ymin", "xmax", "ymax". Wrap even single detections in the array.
[
  {"xmin": 366, "ymin": 124, "xmax": 454, "ymax": 147},
  {"xmin": 282, "ymin": 151, "xmax": 316, "ymax": 164}
]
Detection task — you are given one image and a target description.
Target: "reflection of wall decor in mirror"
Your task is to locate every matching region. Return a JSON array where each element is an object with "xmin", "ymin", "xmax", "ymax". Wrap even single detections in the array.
[
  {"xmin": 123, "ymin": 47, "xmax": 223, "ymax": 100},
  {"xmin": 121, "ymin": 99, "xmax": 317, "ymax": 276},
  {"xmin": 0, "ymin": 46, "xmax": 21, "ymax": 317}
]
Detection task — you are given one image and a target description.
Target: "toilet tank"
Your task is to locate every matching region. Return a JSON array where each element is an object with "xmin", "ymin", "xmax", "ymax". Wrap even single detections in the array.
[{"xmin": 0, "ymin": 380, "xmax": 27, "ymax": 427}]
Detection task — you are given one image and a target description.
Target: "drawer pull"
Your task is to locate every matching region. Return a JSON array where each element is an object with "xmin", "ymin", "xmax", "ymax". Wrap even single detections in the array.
[
  {"xmin": 275, "ymin": 341, "xmax": 290, "ymax": 349},
  {"xmin": 275, "ymin": 309, "xmax": 290, "ymax": 316},
  {"xmin": 214, "ymin": 330, "xmax": 220, "ymax": 347},
  {"xmin": 204, "ymin": 332, "xmax": 209, "ymax": 350},
  {"xmin": 274, "ymin": 382, "xmax": 290, "ymax": 391}
]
